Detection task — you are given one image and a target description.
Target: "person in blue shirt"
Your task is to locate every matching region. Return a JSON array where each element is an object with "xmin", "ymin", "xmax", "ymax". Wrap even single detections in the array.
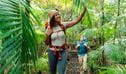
[{"xmin": 76, "ymin": 36, "xmax": 90, "ymax": 73}]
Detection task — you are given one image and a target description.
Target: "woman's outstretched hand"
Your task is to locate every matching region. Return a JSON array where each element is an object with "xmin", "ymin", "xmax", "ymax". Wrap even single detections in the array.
[
  {"xmin": 63, "ymin": 0, "xmax": 87, "ymax": 29},
  {"xmin": 64, "ymin": 4, "xmax": 87, "ymax": 28},
  {"xmin": 82, "ymin": 0, "xmax": 86, "ymax": 10},
  {"xmin": 82, "ymin": 0, "xmax": 85, "ymax": 5}
]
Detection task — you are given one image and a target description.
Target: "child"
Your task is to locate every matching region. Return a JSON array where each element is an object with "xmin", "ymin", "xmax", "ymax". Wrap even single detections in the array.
[{"xmin": 76, "ymin": 36, "xmax": 90, "ymax": 73}]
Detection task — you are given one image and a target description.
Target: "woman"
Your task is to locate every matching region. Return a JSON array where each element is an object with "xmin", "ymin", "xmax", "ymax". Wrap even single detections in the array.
[{"xmin": 45, "ymin": 3, "xmax": 87, "ymax": 74}]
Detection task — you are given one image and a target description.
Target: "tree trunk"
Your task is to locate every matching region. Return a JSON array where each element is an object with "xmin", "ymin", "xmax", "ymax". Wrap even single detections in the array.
[
  {"xmin": 114, "ymin": 0, "xmax": 120, "ymax": 41},
  {"xmin": 100, "ymin": 0, "xmax": 106, "ymax": 66},
  {"xmin": 99, "ymin": 0, "xmax": 105, "ymax": 46}
]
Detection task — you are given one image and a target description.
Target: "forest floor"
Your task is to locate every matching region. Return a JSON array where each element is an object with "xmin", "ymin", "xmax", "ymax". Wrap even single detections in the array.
[{"xmin": 65, "ymin": 50, "xmax": 90, "ymax": 74}]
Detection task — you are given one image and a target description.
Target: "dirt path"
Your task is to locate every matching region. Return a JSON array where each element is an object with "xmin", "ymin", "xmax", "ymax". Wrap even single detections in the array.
[{"xmin": 65, "ymin": 50, "xmax": 90, "ymax": 74}]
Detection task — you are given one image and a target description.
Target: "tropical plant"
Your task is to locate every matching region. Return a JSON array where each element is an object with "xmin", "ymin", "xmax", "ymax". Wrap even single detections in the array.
[
  {"xmin": 1, "ymin": 0, "xmax": 126, "ymax": 74},
  {"xmin": 0, "ymin": 0, "xmax": 41, "ymax": 73}
]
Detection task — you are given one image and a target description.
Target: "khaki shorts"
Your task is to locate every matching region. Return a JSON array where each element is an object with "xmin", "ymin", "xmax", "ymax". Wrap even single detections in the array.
[{"xmin": 78, "ymin": 54, "xmax": 87, "ymax": 71}]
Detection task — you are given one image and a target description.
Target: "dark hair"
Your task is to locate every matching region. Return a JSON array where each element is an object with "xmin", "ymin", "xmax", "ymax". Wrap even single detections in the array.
[
  {"xmin": 44, "ymin": 15, "xmax": 55, "ymax": 46},
  {"xmin": 49, "ymin": 15, "xmax": 55, "ymax": 28}
]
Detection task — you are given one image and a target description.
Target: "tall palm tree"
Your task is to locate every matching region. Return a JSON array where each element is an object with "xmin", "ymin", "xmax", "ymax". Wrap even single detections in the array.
[{"xmin": 0, "ymin": 0, "xmax": 40, "ymax": 73}]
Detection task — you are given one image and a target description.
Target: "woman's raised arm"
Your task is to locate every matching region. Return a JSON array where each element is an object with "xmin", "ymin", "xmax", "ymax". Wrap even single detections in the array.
[{"xmin": 64, "ymin": 4, "xmax": 87, "ymax": 28}]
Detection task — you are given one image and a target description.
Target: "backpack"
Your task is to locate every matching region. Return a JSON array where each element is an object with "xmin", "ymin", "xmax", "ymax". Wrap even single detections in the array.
[{"xmin": 77, "ymin": 41, "xmax": 87, "ymax": 54}]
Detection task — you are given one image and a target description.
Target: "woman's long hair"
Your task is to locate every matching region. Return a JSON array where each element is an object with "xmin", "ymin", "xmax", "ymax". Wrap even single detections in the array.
[{"xmin": 49, "ymin": 15, "xmax": 55, "ymax": 28}]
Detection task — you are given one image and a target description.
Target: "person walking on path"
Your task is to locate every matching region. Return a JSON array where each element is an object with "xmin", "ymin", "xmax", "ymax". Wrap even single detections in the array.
[
  {"xmin": 76, "ymin": 36, "xmax": 91, "ymax": 74},
  {"xmin": 44, "ymin": 0, "xmax": 87, "ymax": 74}
]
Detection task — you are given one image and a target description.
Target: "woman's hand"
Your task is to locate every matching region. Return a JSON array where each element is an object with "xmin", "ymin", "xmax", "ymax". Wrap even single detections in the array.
[
  {"xmin": 82, "ymin": 0, "xmax": 85, "ymax": 5},
  {"xmin": 82, "ymin": 0, "xmax": 86, "ymax": 10},
  {"xmin": 64, "ymin": 1, "xmax": 87, "ymax": 29}
]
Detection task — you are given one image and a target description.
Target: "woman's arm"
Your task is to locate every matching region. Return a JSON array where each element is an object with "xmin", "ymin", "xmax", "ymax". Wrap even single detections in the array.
[{"xmin": 65, "ymin": 5, "xmax": 87, "ymax": 28}]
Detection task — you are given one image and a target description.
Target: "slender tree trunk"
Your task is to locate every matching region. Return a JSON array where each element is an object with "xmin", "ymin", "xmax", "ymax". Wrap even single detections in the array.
[
  {"xmin": 99, "ymin": 0, "xmax": 105, "ymax": 46},
  {"xmin": 114, "ymin": 0, "xmax": 120, "ymax": 41},
  {"xmin": 100, "ymin": 0, "xmax": 106, "ymax": 66},
  {"xmin": 101, "ymin": 0, "xmax": 104, "ymax": 45},
  {"xmin": 101, "ymin": 0, "xmax": 104, "ymax": 26}
]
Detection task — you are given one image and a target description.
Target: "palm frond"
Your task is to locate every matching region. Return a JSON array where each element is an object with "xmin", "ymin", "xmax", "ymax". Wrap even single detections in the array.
[
  {"xmin": 98, "ymin": 65, "xmax": 126, "ymax": 74},
  {"xmin": 0, "ymin": 0, "xmax": 22, "ymax": 73},
  {"xmin": 0, "ymin": 0, "xmax": 40, "ymax": 73},
  {"xmin": 73, "ymin": 0, "xmax": 92, "ymax": 28}
]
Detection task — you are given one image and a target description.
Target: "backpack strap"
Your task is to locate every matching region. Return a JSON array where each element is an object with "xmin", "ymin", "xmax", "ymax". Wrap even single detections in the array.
[
  {"xmin": 44, "ymin": 22, "xmax": 52, "ymax": 46},
  {"xmin": 59, "ymin": 23, "xmax": 68, "ymax": 49},
  {"xmin": 60, "ymin": 23, "xmax": 65, "ymax": 31},
  {"xmin": 45, "ymin": 22, "xmax": 68, "ymax": 60},
  {"xmin": 53, "ymin": 23, "xmax": 68, "ymax": 60},
  {"xmin": 45, "ymin": 22, "xmax": 67, "ymax": 46}
]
